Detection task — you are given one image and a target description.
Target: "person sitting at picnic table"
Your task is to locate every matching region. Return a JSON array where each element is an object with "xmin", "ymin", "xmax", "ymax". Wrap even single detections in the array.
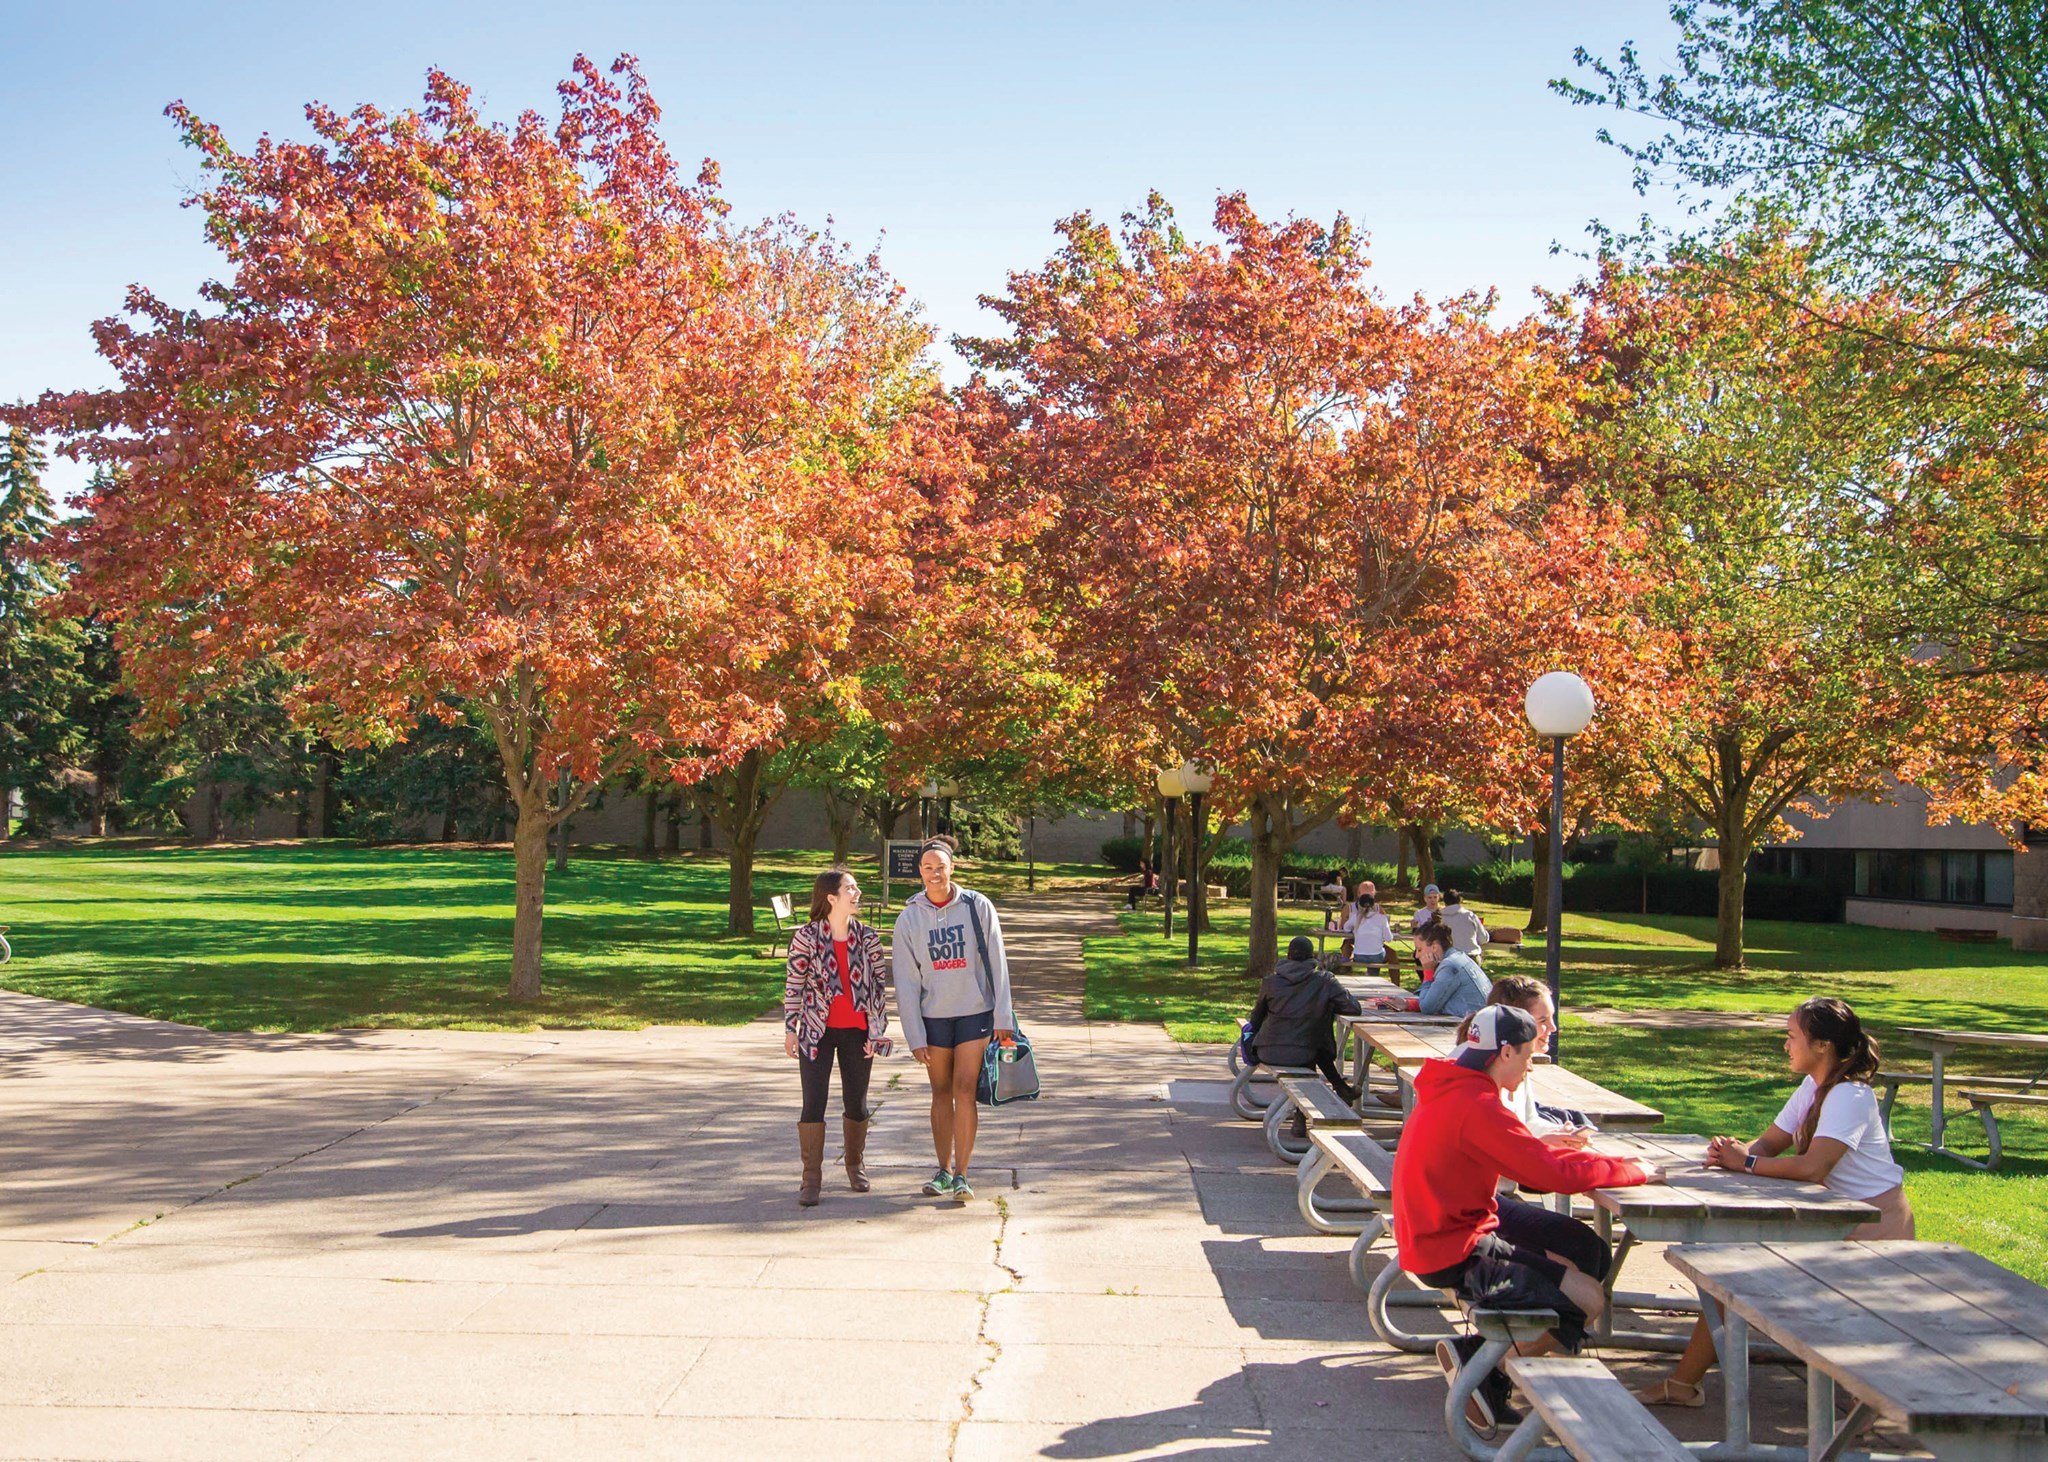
[
  {"xmin": 1124, "ymin": 857, "xmax": 1159, "ymax": 911},
  {"xmin": 1454, "ymin": 976, "xmax": 1595, "ymax": 1149},
  {"xmin": 1332, "ymin": 890, "xmax": 1394, "ymax": 969},
  {"xmin": 1318, "ymin": 866, "xmax": 1349, "ymax": 903},
  {"xmin": 1410, "ymin": 882, "xmax": 1444, "ymax": 930},
  {"xmin": 1438, "ymin": 888, "xmax": 1492, "ymax": 958},
  {"xmin": 1365, "ymin": 924, "xmax": 1487, "ymax": 1018},
  {"xmin": 1244, "ymin": 934, "xmax": 1362, "ymax": 1109},
  {"xmin": 1634, "ymin": 996, "xmax": 1913, "ymax": 1410},
  {"xmin": 1394, "ymin": 1004, "xmax": 1665, "ymax": 1438}
]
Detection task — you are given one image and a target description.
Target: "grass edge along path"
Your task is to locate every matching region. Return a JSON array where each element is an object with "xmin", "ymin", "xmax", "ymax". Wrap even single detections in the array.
[
  {"xmin": 1083, "ymin": 894, "xmax": 2048, "ymax": 1284},
  {"xmin": 0, "ymin": 841, "xmax": 1102, "ymax": 1033}
]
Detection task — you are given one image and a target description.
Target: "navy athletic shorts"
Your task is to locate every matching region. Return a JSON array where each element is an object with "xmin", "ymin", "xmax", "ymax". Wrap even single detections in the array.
[{"xmin": 920, "ymin": 1010, "xmax": 995, "ymax": 1049}]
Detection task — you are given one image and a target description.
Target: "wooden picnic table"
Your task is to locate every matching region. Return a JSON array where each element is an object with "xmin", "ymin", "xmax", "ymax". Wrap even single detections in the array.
[
  {"xmin": 1901, "ymin": 1026, "xmax": 2048, "ymax": 1169},
  {"xmin": 1587, "ymin": 1132, "xmax": 1877, "ymax": 1244},
  {"xmin": 1669, "ymin": 1239, "xmax": 2048, "ymax": 1462},
  {"xmin": 1333, "ymin": 1019, "xmax": 1662, "ymax": 1131}
]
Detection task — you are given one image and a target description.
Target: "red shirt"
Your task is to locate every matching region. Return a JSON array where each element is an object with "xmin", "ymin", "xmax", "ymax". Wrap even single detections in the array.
[
  {"xmin": 825, "ymin": 937, "xmax": 865, "ymax": 1030},
  {"xmin": 1391, "ymin": 1059, "xmax": 1651, "ymax": 1276}
]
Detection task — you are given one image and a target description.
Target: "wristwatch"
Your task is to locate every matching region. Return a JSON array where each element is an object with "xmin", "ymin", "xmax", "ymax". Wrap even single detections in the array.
[{"xmin": 1743, "ymin": 1153, "xmax": 1758, "ymax": 1172}]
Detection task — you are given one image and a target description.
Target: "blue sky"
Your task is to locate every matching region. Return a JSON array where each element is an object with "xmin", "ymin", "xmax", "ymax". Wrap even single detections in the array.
[{"xmin": 2, "ymin": 1, "xmax": 1678, "ymax": 499}]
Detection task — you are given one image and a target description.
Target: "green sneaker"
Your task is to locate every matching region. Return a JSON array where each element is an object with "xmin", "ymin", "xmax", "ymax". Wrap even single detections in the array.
[
  {"xmin": 921, "ymin": 1168, "xmax": 955, "ymax": 1196},
  {"xmin": 951, "ymin": 1175, "xmax": 975, "ymax": 1203}
]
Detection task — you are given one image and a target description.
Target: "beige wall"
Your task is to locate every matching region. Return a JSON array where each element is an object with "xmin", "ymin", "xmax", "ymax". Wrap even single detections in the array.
[{"xmin": 1843, "ymin": 897, "xmax": 2012, "ymax": 937}]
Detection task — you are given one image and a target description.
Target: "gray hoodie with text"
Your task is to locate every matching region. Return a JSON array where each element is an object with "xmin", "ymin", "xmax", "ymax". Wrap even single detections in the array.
[{"xmin": 891, "ymin": 888, "xmax": 1015, "ymax": 1049}]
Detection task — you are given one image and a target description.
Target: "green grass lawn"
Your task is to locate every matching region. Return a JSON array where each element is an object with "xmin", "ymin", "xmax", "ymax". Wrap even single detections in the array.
[
  {"xmin": 0, "ymin": 841, "xmax": 1102, "ymax": 1032},
  {"xmin": 1086, "ymin": 895, "xmax": 2048, "ymax": 1283}
]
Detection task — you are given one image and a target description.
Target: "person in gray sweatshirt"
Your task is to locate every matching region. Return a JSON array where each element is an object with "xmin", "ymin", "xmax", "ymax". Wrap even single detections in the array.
[{"xmin": 893, "ymin": 839, "xmax": 1014, "ymax": 1204}]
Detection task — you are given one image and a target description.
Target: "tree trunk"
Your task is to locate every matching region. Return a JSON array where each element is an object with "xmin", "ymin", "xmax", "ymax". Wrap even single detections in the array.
[
  {"xmin": 664, "ymin": 790, "xmax": 683, "ymax": 853},
  {"xmin": 698, "ymin": 807, "xmax": 715, "ymax": 850},
  {"xmin": 641, "ymin": 789, "xmax": 659, "ymax": 858},
  {"xmin": 728, "ymin": 822, "xmax": 759, "ymax": 935},
  {"xmin": 313, "ymin": 744, "xmax": 339, "ymax": 837},
  {"xmin": 201, "ymin": 778, "xmax": 223, "ymax": 844},
  {"xmin": 90, "ymin": 778, "xmax": 109, "ymax": 838},
  {"xmin": 441, "ymin": 780, "xmax": 459, "ymax": 842},
  {"xmin": 1246, "ymin": 791, "xmax": 1289, "ymax": 979},
  {"xmin": 1187, "ymin": 800, "xmax": 1212, "ymax": 934},
  {"xmin": 552, "ymin": 767, "xmax": 571, "ymax": 873},
  {"xmin": 1714, "ymin": 770, "xmax": 1751, "ymax": 969},
  {"xmin": 1405, "ymin": 822, "xmax": 1435, "ymax": 889},
  {"xmin": 824, "ymin": 793, "xmax": 858, "ymax": 866},
  {"xmin": 1395, "ymin": 826, "xmax": 1410, "ymax": 890},
  {"xmin": 1527, "ymin": 818, "xmax": 1552, "ymax": 935},
  {"xmin": 1026, "ymin": 812, "xmax": 1037, "ymax": 892},
  {"xmin": 508, "ymin": 789, "xmax": 550, "ymax": 1000}
]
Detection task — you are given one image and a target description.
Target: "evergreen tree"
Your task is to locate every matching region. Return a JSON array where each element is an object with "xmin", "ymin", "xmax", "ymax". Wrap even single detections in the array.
[{"xmin": 0, "ymin": 429, "xmax": 83, "ymax": 837}]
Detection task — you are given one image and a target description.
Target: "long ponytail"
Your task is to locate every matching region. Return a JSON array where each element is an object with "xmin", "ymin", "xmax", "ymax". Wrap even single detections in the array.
[{"xmin": 1792, "ymin": 997, "xmax": 1882, "ymax": 1154}]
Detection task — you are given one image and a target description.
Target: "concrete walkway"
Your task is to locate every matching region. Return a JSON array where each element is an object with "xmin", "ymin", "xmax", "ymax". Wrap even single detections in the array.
[{"xmin": 2, "ymin": 892, "xmax": 1820, "ymax": 1460}]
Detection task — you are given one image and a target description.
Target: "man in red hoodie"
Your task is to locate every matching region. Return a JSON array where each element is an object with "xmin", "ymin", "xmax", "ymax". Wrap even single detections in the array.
[{"xmin": 1392, "ymin": 1005, "xmax": 1663, "ymax": 1433}]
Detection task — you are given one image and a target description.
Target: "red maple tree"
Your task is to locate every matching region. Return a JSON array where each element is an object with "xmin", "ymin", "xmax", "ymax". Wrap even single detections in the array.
[
  {"xmin": 25, "ymin": 57, "xmax": 928, "ymax": 997},
  {"xmin": 964, "ymin": 194, "xmax": 1643, "ymax": 973}
]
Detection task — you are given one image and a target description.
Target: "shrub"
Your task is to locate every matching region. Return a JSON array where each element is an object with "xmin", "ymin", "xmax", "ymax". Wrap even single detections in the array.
[{"xmin": 1100, "ymin": 835, "xmax": 1147, "ymax": 872}]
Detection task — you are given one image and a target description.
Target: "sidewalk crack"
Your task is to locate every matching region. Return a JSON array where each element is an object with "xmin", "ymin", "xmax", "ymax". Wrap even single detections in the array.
[{"xmin": 947, "ymin": 1191, "xmax": 1022, "ymax": 1458}]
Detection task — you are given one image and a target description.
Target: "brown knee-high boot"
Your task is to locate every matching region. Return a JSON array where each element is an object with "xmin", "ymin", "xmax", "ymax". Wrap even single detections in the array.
[
  {"xmin": 843, "ymin": 1116, "xmax": 871, "ymax": 1193},
  {"xmin": 798, "ymin": 1122, "xmax": 826, "ymax": 1207}
]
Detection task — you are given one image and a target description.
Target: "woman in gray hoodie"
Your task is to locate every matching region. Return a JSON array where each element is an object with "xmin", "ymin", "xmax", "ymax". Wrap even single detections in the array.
[{"xmin": 892, "ymin": 839, "xmax": 1014, "ymax": 1203}]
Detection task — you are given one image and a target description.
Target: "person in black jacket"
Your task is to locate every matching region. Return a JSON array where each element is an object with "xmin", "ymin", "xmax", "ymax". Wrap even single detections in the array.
[{"xmin": 1245, "ymin": 934, "xmax": 1362, "ymax": 1103}]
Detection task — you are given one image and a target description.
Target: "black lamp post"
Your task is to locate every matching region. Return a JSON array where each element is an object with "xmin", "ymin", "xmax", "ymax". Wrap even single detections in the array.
[
  {"xmin": 1179, "ymin": 762, "xmax": 1213, "ymax": 967},
  {"xmin": 1525, "ymin": 672, "xmax": 1595, "ymax": 1061},
  {"xmin": 1155, "ymin": 765, "xmax": 1185, "ymax": 941}
]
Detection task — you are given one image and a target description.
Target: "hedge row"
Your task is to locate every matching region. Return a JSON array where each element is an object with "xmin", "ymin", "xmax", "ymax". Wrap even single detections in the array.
[{"xmin": 1100, "ymin": 836, "xmax": 1844, "ymax": 923}]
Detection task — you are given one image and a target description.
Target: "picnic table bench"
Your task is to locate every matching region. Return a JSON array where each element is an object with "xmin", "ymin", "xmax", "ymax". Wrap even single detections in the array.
[
  {"xmin": 1264, "ymin": 1073, "xmax": 1373, "ymax": 1165},
  {"xmin": 1669, "ymin": 1239, "xmax": 2048, "ymax": 1462},
  {"xmin": 1897, "ymin": 1027, "xmax": 2048, "ymax": 1171},
  {"xmin": 1303, "ymin": 1127, "xmax": 1396, "ymax": 1288},
  {"xmin": 1498, "ymin": 1354, "xmax": 1691, "ymax": 1462}
]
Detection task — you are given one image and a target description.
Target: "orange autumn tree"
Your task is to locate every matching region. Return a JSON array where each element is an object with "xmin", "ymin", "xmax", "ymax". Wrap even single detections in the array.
[
  {"xmin": 965, "ymin": 194, "xmax": 1639, "ymax": 975},
  {"xmin": 26, "ymin": 58, "xmax": 927, "ymax": 999}
]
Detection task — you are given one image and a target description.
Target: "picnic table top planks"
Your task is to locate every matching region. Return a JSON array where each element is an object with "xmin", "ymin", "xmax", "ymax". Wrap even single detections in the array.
[
  {"xmin": 1531, "ymin": 1064, "xmax": 1663, "ymax": 1130},
  {"xmin": 1587, "ymin": 1134, "xmax": 1877, "ymax": 1228},
  {"xmin": 1336, "ymin": 1018, "xmax": 1660, "ymax": 1127},
  {"xmin": 1902, "ymin": 1026, "xmax": 2048, "ymax": 1053},
  {"xmin": 1667, "ymin": 1240, "xmax": 2048, "ymax": 1439}
]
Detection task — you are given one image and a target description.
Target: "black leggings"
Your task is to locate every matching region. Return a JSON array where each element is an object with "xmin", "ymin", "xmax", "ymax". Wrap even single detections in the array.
[{"xmin": 799, "ymin": 1027, "xmax": 873, "ymax": 1123}]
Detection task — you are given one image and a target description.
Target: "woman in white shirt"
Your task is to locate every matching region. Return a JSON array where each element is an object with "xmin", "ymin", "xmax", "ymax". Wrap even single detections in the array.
[
  {"xmin": 1637, "ymin": 997, "xmax": 1912, "ymax": 1408},
  {"xmin": 1338, "ymin": 893, "xmax": 1394, "ymax": 967}
]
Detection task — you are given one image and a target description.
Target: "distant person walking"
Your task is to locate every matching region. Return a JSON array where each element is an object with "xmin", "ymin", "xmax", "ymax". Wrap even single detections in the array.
[
  {"xmin": 893, "ymin": 838, "xmax": 1014, "ymax": 1204},
  {"xmin": 783, "ymin": 868, "xmax": 890, "ymax": 1207}
]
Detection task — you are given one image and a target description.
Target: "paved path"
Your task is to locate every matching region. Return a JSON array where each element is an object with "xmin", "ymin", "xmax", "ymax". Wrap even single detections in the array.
[{"xmin": 2, "ymin": 891, "xmax": 1819, "ymax": 1459}]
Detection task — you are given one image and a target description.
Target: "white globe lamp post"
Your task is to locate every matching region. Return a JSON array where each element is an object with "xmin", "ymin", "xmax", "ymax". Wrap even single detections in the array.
[
  {"xmin": 1155, "ymin": 766, "xmax": 1186, "ymax": 941},
  {"xmin": 1525, "ymin": 672, "xmax": 1595, "ymax": 1058}
]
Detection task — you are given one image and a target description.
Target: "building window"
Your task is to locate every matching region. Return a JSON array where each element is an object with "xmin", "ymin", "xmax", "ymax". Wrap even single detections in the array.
[{"xmin": 1852, "ymin": 850, "xmax": 2015, "ymax": 908}]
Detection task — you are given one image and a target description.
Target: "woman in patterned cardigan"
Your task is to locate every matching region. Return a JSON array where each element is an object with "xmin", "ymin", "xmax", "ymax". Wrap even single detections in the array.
[{"xmin": 783, "ymin": 867, "xmax": 890, "ymax": 1206}]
